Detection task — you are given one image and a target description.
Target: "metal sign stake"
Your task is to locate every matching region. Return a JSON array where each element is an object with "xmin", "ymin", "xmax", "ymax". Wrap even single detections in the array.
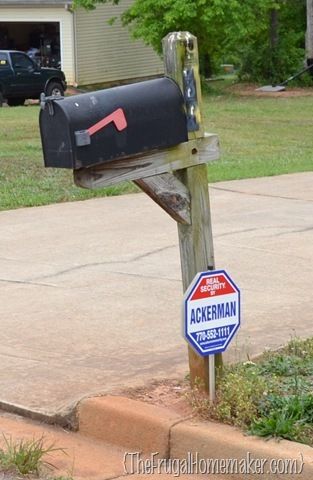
[{"xmin": 209, "ymin": 355, "xmax": 215, "ymax": 403}]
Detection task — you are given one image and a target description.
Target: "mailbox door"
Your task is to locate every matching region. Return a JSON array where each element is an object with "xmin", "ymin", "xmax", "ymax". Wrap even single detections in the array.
[{"xmin": 40, "ymin": 77, "xmax": 188, "ymax": 169}]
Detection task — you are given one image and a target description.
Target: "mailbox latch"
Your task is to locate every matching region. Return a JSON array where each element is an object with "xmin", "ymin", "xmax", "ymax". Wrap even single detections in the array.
[{"xmin": 40, "ymin": 93, "xmax": 64, "ymax": 116}]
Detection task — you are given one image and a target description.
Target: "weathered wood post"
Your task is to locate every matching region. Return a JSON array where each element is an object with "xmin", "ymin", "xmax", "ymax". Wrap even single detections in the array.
[{"xmin": 161, "ymin": 32, "xmax": 222, "ymax": 391}]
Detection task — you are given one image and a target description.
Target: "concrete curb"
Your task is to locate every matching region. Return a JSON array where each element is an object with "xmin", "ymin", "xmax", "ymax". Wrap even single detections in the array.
[
  {"xmin": 78, "ymin": 395, "xmax": 313, "ymax": 479},
  {"xmin": 171, "ymin": 419, "xmax": 313, "ymax": 479},
  {"xmin": 78, "ymin": 395, "xmax": 186, "ymax": 457},
  {"xmin": 0, "ymin": 399, "xmax": 77, "ymax": 430}
]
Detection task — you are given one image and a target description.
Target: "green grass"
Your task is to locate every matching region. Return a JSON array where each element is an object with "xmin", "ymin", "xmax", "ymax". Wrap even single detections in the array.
[
  {"xmin": 204, "ymin": 81, "xmax": 313, "ymax": 182},
  {"xmin": 0, "ymin": 433, "xmax": 74, "ymax": 479},
  {"xmin": 0, "ymin": 105, "xmax": 138, "ymax": 211},
  {"xmin": 0, "ymin": 435, "xmax": 69, "ymax": 478},
  {"xmin": 0, "ymin": 83, "xmax": 313, "ymax": 210},
  {"xmin": 188, "ymin": 337, "xmax": 313, "ymax": 445}
]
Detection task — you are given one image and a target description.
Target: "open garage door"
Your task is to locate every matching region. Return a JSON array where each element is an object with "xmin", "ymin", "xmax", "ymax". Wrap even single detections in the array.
[{"xmin": 0, "ymin": 22, "xmax": 61, "ymax": 69}]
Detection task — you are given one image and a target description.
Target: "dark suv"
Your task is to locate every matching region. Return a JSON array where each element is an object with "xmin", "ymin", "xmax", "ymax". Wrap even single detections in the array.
[{"xmin": 0, "ymin": 50, "xmax": 67, "ymax": 106}]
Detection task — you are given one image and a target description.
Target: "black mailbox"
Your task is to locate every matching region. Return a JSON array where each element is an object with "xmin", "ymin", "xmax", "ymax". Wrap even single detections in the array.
[{"xmin": 40, "ymin": 77, "xmax": 188, "ymax": 169}]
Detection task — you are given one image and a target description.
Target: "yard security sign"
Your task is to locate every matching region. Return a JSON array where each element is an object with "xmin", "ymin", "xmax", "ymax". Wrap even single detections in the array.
[{"xmin": 183, "ymin": 270, "xmax": 240, "ymax": 356}]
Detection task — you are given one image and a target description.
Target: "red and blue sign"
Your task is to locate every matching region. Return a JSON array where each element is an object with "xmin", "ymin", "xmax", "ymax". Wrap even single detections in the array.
[{"xmin": 183, "ymin": 270, "xmax": 240, "ymax": 356}]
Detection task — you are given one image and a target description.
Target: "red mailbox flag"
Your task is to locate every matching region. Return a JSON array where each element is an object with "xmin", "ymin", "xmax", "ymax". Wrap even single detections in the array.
[{"xmin": 88, "ymin": 108, "xmax": 127, "ymax": 137}]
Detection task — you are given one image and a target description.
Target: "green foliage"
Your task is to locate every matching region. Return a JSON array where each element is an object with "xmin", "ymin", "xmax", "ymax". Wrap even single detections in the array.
[
  {"xmin": 287, "ymin": 336, "xmax": 313, "ymax": 358},
  {"xmin": 250, "ymin": 394, "xmax": 313, "ymax": 443},
  {"xmin": 259, "ymin": 353, "xmax": 313, "ymax": 377},
  {"xmin": 188, "ymin": 338, "xmax": 313, "ymax": 445},
  {"xmin": 73, "ymin": 0, "xmax": 307, "ymax": 83},
  {"xmin": 0, "ymin": 435, "xmax": 63, "ymax": 475},
  {"xmin": 238, "ymin": 0, "xmax": 306, "ymax": 83},
  {"xmin": 212, "ymin": 364, "xmax": 268, "ymax": 427}
]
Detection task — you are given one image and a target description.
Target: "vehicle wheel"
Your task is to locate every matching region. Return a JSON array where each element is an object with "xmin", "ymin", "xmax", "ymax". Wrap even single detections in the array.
[
  {"xmin": 7, "ymin": 98, "xmax": 25, "ymax": 107},
  {"xmin": 45, "ymin": 82, "xmax": 64, "ymax": 97}
]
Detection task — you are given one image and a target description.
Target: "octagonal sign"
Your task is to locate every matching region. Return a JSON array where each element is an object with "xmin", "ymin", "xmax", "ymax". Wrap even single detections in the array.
[{"xmin": 183, "ymin": 270, "xmax": 240, "ymax": 356}]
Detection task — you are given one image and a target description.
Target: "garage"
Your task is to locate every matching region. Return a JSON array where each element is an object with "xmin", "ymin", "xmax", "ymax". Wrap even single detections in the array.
[
  {"xmin": 0, "ymin": 21, "xmax": 61, "ymax": 68},
  {"xmin": 0, "ymin": 2, "xmax": 76, "ymax": 84},
  {"xmin": 0, "ymin": 0, "xmax": 162, "ymax": 86}
]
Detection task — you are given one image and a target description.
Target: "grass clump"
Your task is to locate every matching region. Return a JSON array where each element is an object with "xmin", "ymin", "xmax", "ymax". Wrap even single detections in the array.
[
  {"xmin": 251, "ymin": 394, "xmax": 313, "ymax": 444},
  {"xmin": 188, "ymin": 337, "xmax": 313, "ymax": 445},
  {"xmin": 0, "ymin": 434, "xmax": 69, "ymax": 478}
]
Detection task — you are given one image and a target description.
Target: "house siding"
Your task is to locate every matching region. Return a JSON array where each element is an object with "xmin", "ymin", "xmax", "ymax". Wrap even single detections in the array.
[
  {"xmin": 74, "ymin": 0, "xmax": 163, "ymax": 85},
  {"xmin": 0, "ymin": 6, "xmax": 76, "ymax": 84}
]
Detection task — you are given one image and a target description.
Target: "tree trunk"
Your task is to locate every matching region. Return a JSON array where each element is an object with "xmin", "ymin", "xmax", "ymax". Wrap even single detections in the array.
[
  {"xmin": 270, "ymin": 8, "xmax": 279, "ymax": 51},
  {"xmin": 268, "ymin": 8, "xmax": 280, "ymax": 82},
  {"xmin": 306, "ymin": 0, "xmax": 313, "ymax": 64}
]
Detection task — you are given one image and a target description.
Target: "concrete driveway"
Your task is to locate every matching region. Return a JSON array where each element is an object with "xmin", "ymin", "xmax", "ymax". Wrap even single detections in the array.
[{"xmin": 0, "ymin": 172, "xmax": 312, "ymax": 418}]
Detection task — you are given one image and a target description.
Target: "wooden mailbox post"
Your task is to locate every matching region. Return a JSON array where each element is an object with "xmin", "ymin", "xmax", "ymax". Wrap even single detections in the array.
[{"xmin": 44, "ymin": 32, "xmax": 221, "ymax": 393}]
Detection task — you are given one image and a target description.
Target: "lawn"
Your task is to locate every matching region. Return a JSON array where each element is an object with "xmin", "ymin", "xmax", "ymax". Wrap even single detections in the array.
[
  {"xmin": 205, "ymin": 81, "xmax": 313, "ymax": 182},
  {"xmin": 0, "ymin": 105, "xmax": 136, "ymax": 211},
  {"xmin": 0, "ymin": 85, "xmax": 312, "ymax": 211}
]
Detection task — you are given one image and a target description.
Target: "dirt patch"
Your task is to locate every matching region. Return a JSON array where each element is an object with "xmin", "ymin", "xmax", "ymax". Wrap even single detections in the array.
[
  {"xmin": 0, "ymin": 473, "xmax": 19, "ymax": 480},
  {"xmin": 121, "ymin": 378, "xmax": 194, "ymax": 417},
  {"xmin": 228, "ymin": 83, "xmax": 313, "ymax": 98}
]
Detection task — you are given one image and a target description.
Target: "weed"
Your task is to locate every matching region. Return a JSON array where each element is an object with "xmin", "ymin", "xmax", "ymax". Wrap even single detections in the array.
[
  {"xmin": 0, "ymin": 435, "xmax": 65, "ymax": 476},
  {"xmin": 187, "ymin": 337, "xmax": 313, "ymax": 446},
  {"xmin": 186, "ymin": 378, "xmax": 211, "ymax": 418},
  {"xmin": 250, "ymin": 394, "xmax": 313, "ymax": 443},
  {"xmin": 250, "ymin": 409, "xmax": 303, "ymax": 441},
  {"xmin": 286, "ymin": 337, "xmax": 313, "ymax": 359},
  {"xmin": 259, "ymin": 353, "xmax": 313, "ymax": 377},
  {"xmin": 212, "ymin": 364, "xmax": 268, "ymax": 427},
  {"xmin": 188, "ymin": 364, "xmax": 268, "ymax": 427}
]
